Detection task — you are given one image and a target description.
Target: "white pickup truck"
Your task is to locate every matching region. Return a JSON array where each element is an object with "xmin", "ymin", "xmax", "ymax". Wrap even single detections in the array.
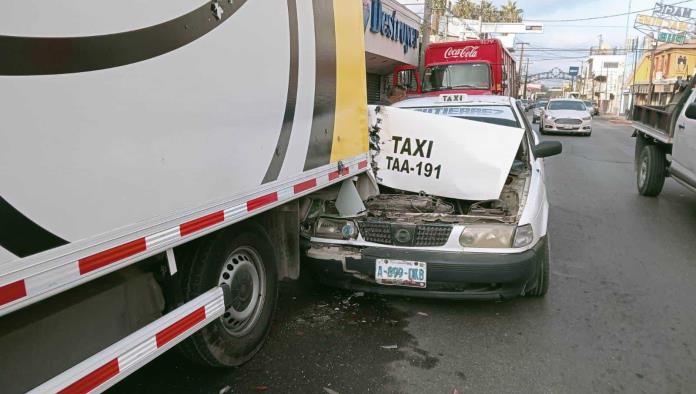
[{"xmin": 632, "ymin": 79, "xmax": 696, "ymax": 196}]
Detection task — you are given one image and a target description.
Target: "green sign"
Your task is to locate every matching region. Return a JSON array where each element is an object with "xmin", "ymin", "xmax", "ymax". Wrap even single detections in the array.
[{"xmin": 658, "ymin": 32, "xmax": 686, "ymax": 44}]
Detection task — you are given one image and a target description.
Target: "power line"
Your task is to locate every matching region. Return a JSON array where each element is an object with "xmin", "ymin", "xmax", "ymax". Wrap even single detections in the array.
[
  {"xmin": 525, "ymin": 0, "xmax": 692, "ymax": 22},
  {"xmin": 542, "ymin": 25, "xmax": 629, "ymax": 28}
]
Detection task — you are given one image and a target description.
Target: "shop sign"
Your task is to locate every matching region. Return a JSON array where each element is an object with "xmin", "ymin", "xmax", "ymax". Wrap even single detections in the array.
[
  {"xmin": 658, "ymin": 32, "xmax": 686, "ymax": 43},
  {"xmin": 654, "ymin": 3, "xmax": 694, "ymax": 18},
  {"xmin": 636, "ymin": 14, "xmax": 690, "ymax": 32},
  {"xmin": 364, "ymin": 0, "xmax": 420, "ymax": 54}
]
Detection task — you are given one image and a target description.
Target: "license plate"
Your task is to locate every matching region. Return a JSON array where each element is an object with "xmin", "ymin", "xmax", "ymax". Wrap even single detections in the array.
[{"xmin": 375, "ymin": 259, "xmax": 427, "ymax": 288}]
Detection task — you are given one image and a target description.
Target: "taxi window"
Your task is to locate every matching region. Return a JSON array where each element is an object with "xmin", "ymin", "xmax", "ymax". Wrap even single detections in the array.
[{"xmin": 409, "ymin": 105, "xmax": 520, "ymax": 128}]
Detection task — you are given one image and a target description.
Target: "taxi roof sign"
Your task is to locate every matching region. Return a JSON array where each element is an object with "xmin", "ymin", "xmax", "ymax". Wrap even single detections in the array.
[{"xmin": 439, "ymin": 93, "xmax": 469, "ymax": 103}]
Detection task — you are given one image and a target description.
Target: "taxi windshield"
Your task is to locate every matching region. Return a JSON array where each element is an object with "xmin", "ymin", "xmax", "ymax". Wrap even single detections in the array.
[{"xmin": 422, "ymin": 63, "xmax": 491, "ymax": 92}]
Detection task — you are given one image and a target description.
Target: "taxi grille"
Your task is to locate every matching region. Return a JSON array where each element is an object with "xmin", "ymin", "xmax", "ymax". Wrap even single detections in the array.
[
  {"xmin": 556, "ymin": 118, "xmax": 582, "ymax": 125},
  {"xmin": 414, "ymin": 225, "xmax": 453, "ymax": 246},
  {"xmin": 358, "ymin": 222, "xmax": 452, "ymax": 246},
  {"xmin": 358, "ymin": 222, "xmax": 392, "ymax": 244}
]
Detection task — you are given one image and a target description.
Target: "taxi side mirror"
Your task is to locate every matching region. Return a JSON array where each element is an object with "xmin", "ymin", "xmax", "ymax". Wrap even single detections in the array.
[{"xmin": 533, "ymin": 141, "xmax": 562, "ymax": 158}]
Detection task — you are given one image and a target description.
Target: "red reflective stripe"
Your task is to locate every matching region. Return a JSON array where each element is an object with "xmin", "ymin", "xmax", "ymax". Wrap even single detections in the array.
[
  {"xmin": 328, "ymin": 167, "xmax": 349, "ymax": 181},
  {"xmin": 179, "ymin": 211, "xmax": 224, "ymax": 236},
  {"xmin": 78, "ymin": 239, "xmax": 146, "ymax": 275},
  {"xmin": 58, "ymin": 359, "xmax": 120, "ymax": 394},
  {"xmin": 358, "ymin": 160, "xmax": 368, "ymax": 169},
  {"xmin": 293, "ymin": 178, "xmax": 317, "ymax": 194},
  {"xmin": 156, "ymin": 306, "xmax": 206, "ymax": 348},
  {"xmin": 246, "ymin": 192, "xmax": 278, "ymax": 212},
  {"xmin": 0, "ymin": 280, "xmax": 27, "ymax": 306}
]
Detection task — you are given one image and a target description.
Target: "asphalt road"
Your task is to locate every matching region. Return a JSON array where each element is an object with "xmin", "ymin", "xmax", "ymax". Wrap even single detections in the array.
[{"xmin": 111, "ymin": 117, "xmax": 696, "ymax": 393}]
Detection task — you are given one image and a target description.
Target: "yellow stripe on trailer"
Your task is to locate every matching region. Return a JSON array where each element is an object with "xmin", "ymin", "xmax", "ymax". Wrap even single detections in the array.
[{"xmin": 330, "ymin": 0, "xmax": 369, "ymax": 163}]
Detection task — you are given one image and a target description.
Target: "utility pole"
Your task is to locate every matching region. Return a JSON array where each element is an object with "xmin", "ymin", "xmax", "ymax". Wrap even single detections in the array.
[
  {"xmin": 517, "ymin": 42, "xmax": 528, "ymax": 83},
  {"xmin": 420, "ymin": 0, "xmax": 432, "ymax": 71},
  {"xmin": 631, "ymin": 39, "xmax": 639, "ymax": 107},
  {"xmin": 619, "ymin": 0, "xmax": 632, "ymax": 115},
  {"xmin": 478, "ymin": 0, "xmax": 484, "ymax": 38},
  {"xmin": 648, "ymin": 36, "xmax": 657, "ymax": 105},
  {"xmin": 605, "ymin": 62, "xmax": 610, "ymax": 112},
  {"xmin": 523, "ymin": 58, "xmax": 529, "ymax": 99}
]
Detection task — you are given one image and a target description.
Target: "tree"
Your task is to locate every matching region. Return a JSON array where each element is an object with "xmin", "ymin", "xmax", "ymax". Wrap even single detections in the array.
[
  {"xmin": 452, "ymin": 0, "xmax": 476, "ymax": 19},
  {"xmin": 499, "ymin": 0, "xmax": 523, "ymax": 23},
  {"xmin": 451, "ymin": 0, "xmax": 525, "ymax": 23},
  {"xmin": 431, "ymin": 0, "xmax": 449, "ymax": 35},
  {"xmin": 479, "ymin": 0, "xmax": 497, "ymax": 22}
]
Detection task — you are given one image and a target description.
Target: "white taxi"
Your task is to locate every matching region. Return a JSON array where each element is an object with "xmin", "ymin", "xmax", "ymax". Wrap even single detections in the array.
[{"xmin": 301, "ymin": 94, "xmax": 562, "ymax": 300}]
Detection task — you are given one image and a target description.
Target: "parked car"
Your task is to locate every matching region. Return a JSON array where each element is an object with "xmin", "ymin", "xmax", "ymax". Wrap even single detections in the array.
[
  {"xmin": 301, "ymin": 95, "xmax": 562, "ymax": 300},
  {"xmin": 532, "ymin": 101, "xmax": 548, "ymax": 123},
  {"xmin": 519, "ymin": 99, "xmax": 530, "ymax": 111},
  {"xmin": 583, "ymin": 100, "xmax": 599, "ymax": 116},
  {"xmin": 540, "ymin": 98, "xmax": 593, "ymax": 136}
]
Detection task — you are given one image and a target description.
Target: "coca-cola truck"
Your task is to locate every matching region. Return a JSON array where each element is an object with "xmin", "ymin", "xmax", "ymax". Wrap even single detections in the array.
[{"xmin": 394, "ymin": 39, "xmax": 518, "ymax": 97}]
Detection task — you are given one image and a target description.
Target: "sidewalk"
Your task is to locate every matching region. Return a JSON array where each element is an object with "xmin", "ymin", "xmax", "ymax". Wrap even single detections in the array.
[{"xmin": 595, "ymin": 115, "xmax": 632, "ymax": 125}]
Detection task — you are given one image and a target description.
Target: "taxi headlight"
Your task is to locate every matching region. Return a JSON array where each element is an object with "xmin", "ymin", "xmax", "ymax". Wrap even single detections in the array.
[
  {"xmin": 544, "ymin": 114, "xmax": 555, "ymax": 120},
  {"xmin": 582, "ymin": 116, "xmax": 591, "ymax": 121},
  {"xmin": 459, "ymin": 224, "xmax": 515, "ymax": 248},
  {"xmin": 513, "ymin": 224, "xmax": 534, "ymax": 248},
  {"xmin": 314, "ymin": 217, "xmax": 358, "ymax": 240}
]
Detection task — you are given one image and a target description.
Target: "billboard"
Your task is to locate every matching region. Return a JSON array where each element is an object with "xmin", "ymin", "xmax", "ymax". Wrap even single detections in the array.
[
  {"xmin": 634, "ymin": 2, "xmax": 696, "ymax": 44},
  {"xmin": 635, "ymin": 14, "xmax": 689, "ymax": 31}
]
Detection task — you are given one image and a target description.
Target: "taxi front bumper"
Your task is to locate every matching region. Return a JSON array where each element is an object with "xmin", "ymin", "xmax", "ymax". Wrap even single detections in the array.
[{"xmin": 302, "ymin": 237, "xmax": 547, "ymax": 300}]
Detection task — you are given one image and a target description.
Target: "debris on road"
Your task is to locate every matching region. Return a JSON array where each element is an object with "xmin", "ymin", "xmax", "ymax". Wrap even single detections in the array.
[
  {"xmin": 417, "ymin": 312, "xmax": 429, "ymax": 316},
  {"xmin": 219, "ymin": 386, "xmax": 231, "ymax": 394},
  {"xmin": 381, "ymin": 345, "xmax": 398, "ymax": 349},
  {"xmin": 323, "ymin": 387, "xmax": 340, "ymax": 394}
]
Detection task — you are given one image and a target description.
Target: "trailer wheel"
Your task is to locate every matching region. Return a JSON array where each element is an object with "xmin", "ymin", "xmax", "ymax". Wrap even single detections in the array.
[
  {"xmin": 637, "ymin": 144, "xmax": 666, "ymax": 197},
  {"xmin": 178, "ymin": 224, "xmax": 278, "ymax": 367}
]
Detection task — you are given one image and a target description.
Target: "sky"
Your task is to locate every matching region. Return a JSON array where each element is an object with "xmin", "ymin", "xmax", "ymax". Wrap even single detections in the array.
[{"xmin": 397, "ymin": 0, "xmax": 695, "ymax": 75}]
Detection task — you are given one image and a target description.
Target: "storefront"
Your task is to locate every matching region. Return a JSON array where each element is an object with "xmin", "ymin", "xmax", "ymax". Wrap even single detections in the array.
[{"xmin": 363, "ymin": 0, "xmax": 421, "ymax": 103}]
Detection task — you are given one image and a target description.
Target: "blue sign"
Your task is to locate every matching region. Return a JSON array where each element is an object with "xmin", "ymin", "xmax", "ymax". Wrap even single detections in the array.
[
  {"xmin": 366, "ymin": 0, "xmax": 420, "ymax": 54},
  {"xmin": 363, "ymin": 0, "xmax": 371, "ymax": 30},
  {"xmin": 568, "ymin": 66, "xmax": 579, "ymax": 76}
]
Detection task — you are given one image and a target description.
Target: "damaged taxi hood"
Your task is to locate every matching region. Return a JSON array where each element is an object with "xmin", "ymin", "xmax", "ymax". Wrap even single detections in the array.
[{"xmin": 371, "ymin": 106, "xmax": 525, "ymax": 201}]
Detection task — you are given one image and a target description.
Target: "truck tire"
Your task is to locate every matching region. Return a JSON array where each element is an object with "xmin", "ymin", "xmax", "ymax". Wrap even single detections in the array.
[
  {"xmin": 178, "ymin": 223, "xmax": 278, "ymax": 367},
  {"xmin": 526, "ymin": 238, "xmax": 549, "ymax": 297},
  {"xmin": 637, "ymin": 144, "xmax": 666, "ymax": 197}
]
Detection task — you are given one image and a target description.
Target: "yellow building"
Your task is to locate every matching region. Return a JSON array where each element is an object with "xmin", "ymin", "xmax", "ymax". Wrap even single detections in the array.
[{"xmin": 628, "ymin": 42, "xmax": 696, "ymax": 105}]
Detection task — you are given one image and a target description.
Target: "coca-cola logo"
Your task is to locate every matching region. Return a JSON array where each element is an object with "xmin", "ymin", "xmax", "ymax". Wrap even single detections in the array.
[{"xmin": 444, "ymin": 46, "xmax": 479, "ymax": 59}]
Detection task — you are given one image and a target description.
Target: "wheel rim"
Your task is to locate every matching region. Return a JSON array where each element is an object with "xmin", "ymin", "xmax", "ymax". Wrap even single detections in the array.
[
  {"xmin": 639, "ymin": 155, "xmax": 649, "ymax": 187},
  {"xmin": 218, "ymin": 246, "xmax": 266, "ymax": 336}
]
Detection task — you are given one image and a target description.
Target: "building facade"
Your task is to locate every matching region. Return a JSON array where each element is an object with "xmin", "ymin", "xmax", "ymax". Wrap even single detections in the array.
[
  {"xmin": 628, "ymin": 41, "xmax": 696, "ymax": 107},
  {"xmin": 579, "ymin": 49, "xmax": 625, "ymax": 115},
  {"xmin": 363, "ymin": 0, "xmax": 421, "ymax": 103}
]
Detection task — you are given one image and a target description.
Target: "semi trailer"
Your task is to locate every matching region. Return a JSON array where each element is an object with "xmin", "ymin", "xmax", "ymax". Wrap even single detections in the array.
[{"xmin": 0, "ymin": 1, "xmax": 369, "ymax": 392}]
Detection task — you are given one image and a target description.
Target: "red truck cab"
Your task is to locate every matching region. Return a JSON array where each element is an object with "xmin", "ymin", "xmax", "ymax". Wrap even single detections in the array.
[{"xmin": 394, "ymin": 39, "xmax": 517, "ymax": 97}]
